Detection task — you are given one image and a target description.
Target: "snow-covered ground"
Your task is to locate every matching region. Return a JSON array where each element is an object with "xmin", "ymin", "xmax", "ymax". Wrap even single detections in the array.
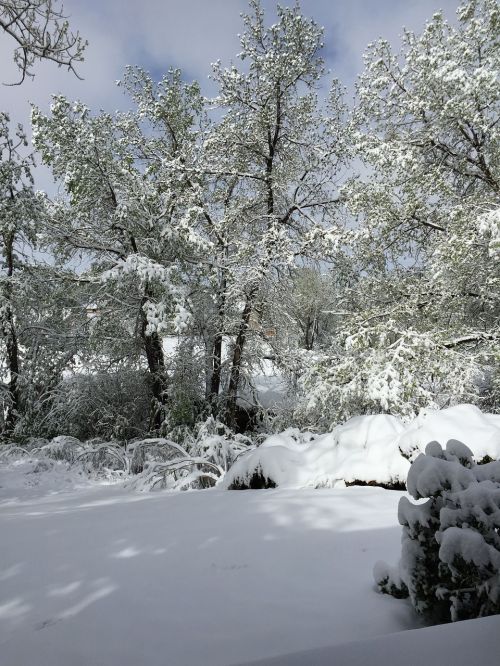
[
  {"xmin": 0, "ymin": 475, "xmax": 411, "ymax": 666},
  {"xmin": 237, "ymin": 614, "xmax": 500, "ymax": 665},
  {"xmin": 2, "ymin": 403, "xmax": 500, "ymax": 665},
  {"xmin": 1, "ymin": 464, "xmax": 499, "ymax": 665}
]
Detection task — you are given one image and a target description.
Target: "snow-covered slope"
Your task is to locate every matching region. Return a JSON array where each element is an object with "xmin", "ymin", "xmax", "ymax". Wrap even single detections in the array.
[{"xmin": 232, "ymin": 614, "xmax": 500, "ymax": 666}]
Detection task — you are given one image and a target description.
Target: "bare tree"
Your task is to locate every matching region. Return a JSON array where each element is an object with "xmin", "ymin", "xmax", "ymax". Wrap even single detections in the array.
[{"xmin": 0, "ymin": 0, "xmax": 86, "ymax": 84}]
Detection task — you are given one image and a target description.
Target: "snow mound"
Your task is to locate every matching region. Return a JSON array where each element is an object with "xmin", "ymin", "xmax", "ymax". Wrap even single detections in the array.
[
  {"xmin": 224, "ymin": 407, "xmax": 500, "ymax": 491},
  {"xmin": 397, "ymin": 404, "xmax": 500, "ymax": 462},
  {"xmin": 0, "ymin": 458, "xmax": 93, "ymax": 502},
  {"xmin": 223, "ymin": 414, "xmax": 409, "ymax": 489}
]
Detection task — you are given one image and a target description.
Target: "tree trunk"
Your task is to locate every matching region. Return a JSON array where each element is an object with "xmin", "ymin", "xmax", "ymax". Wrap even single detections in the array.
[
  {"xmin": 224, "ymin": 88, "xmax": 280, "ymax": 429},
  {"xmin": 225, "ymin": 289, "xmax": 256, "ymax": 429},
  {"xmin": 304, "ymin": 314, "xmax": 318, "ymax": 350},
  {"xmin": 208, "ymin": 277, "xmax": 226, "ymax": 413},
  {"xmin": 122, "ymin": 221, "xmax": 168, "ymax": 432},
  {"xmin": 2, "ymin": 233, "xmax": 21, "ymax": 436},
  {"xmin": 209, "ymin": 330, "xmax": 223, "ymax": 405},
  {"xmin": 139, "ymin": 291, "xmax": 167, "ymax": 431}
]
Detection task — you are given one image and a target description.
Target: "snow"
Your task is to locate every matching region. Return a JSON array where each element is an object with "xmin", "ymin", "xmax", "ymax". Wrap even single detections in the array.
[
  {"xmin": 405, "ymin": 447, "xmax": 473, "ymax": 498},
  {"xmin": 2, "ymin": 416, "xmax": 500, "ymax": 665},
  {"xmin": 0, "ymin": 458, "xmax": 105, "ymax": 503},
  {"xmin": 232, "ymin": 615, "xmax": 500, "ymax": 666},
  {"xmin": 438, "ymin": 526, "xmax": 500, "ymax": 570},
  {"xmin": 225, "ymin": 406, "xmax": 500, "ymax": 489},
  {"xmin": 223, "ymin": 414, "xmax": 409, "ymax": 489},
  {"xmin": 0, "ymin": 482, "xmax": 418, "ymax": 666},
  {"xmin": 397, "ymin": 404, "xmax": 500, "ymax": 461}
]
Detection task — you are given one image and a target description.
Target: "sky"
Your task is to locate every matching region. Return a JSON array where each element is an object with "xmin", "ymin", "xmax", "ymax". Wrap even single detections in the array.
[{"xmin": 1, "ymin": 0, "xmax": 463, "ymax": 190}]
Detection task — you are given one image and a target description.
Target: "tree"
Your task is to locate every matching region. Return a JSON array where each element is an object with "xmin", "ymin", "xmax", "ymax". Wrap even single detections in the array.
[
  {"xmin": 376, "ymin": 440, "xmax": 500, "ymax": 622},
  {"xmin": 0, "ymin": 114, "xmax": 37, "ymax": 433},
  {"xmin": 32, "ymin": 70, "xmax": 209, "ymax": 430},
  {"xmin": 201, "ymin": 0, "xmax": 348, "ymax": 426},
  {"xmin": 0, "ymin": 0, "xmax": 86, "ymax": 84},
  {"xmin": 33, "ymin": 1, "xmax": 350, "ymax": 433},
  {"xmin": 0, "ymin": 1, "xmax": 86, "ymax": 437},
  {"xmin": 0, "ymin": 114, "xmax": 83, "ymax": 438},
  {"xmin": 352, "ymin": 0, "xmax": 499, "ymax": 368},
  {"xmin": 298, "ymin": 0, "xmax": 500, "ymax": 426}
]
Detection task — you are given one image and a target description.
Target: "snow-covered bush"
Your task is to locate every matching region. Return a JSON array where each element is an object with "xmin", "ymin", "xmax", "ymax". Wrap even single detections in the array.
[
  {"xmin": 375, "ymin": 440, "xmax": 500, "ymax": 622},
  {"xmin": 224, "ymin": 415, "xmax": 409, "ymax": 490},
  {"xmin": 0, "ymin": 436, "xmax": 129, "ymax": 481},
  {"xmin": 294, "ymin": 325, "xmax": 485, "ymax": 429},
  {"xmin": 187, "ymin": 417, "xmax": 253, "ymax": 471},
  {"xmin": 396, "ymin": 404, "xmax": 500, "ymax": 462},
  {"xmin": 0, "ymin": 457, "xmax": 91, "ymax": 499},
  {"xmin": 32, "ymin": 372, "xmax": 153, "ymax": 441},
  {"xmin": 75, "ymin": 442, "xmax": 129, "ymax": 473},
  {"xmin": 0, "ymin": 415, "xmax": 255, "ymax": 493},
  {"xmin": 129, "ymin": 418, "xmax": 253, "ymax": 491},
  {"xmin": 38, "ymin": 435, "xmax": 84, "ymax": 463}
]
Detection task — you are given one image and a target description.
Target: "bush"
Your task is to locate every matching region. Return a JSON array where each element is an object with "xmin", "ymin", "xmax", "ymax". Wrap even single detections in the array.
[
  {"xmin": 31, "ymin": 371, "xmax": 152, "ymax": 441},
  {"xmin": 375, "ymin": 440, "xmax": 500, "ymax": 622}
]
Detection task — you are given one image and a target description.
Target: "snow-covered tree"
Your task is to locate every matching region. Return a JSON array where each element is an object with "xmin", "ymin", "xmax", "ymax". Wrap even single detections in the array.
[
  {"xmin": 32, "ymin": 2, "xmax": 350, "ymax": 433},
  {"xmin": 0, "ymin": 114, "xmax": 39, "ymax": 434},
  {"xmin": 352, "ymin": 0, "xmax": 499, "ymax": 392},
  {"xmin": 0, "ymin": 0, "xmax": 86, "ymax": 84},
  {"xmin": 200, "ymin": 0, "xmax": 348, "ymax": 426},
  {"xmin": 31, "ymin": 70, "xmax": 210, "ymax": 430},
  {"xmin": 19, "ymin": 0, "xmax": 499, "ymax": 439},
  {"xmin": 0, "ymin": 114, "xmax": 84, "ymax": 438},
  {"xmin": 298, "ymin": 0, "xmax": 500, "ymax": 426}
]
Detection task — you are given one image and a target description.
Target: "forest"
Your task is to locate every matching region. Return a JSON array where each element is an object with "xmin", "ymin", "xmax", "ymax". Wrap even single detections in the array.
[{"xmin": 1, "ymin": 0, "xmax": 497, "ymax": 443}]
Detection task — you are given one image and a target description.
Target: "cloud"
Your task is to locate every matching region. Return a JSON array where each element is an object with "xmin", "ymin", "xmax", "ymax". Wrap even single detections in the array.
[
  {"xmin": 315, "ymin": 0, "xmax": 461, "ymax": 93},
  {"xmin": 0, "ymin": 0, "xmax": 463, "ymax": 191}
]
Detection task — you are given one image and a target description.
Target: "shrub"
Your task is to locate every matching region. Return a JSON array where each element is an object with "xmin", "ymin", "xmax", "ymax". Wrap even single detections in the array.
[
  {"xmin": 375, "ymin": 440, "xmax": 500, "ymax": 622},
  {"xmin": 33, "ymin": 371, "xmax": 152, "ymax": 441}
]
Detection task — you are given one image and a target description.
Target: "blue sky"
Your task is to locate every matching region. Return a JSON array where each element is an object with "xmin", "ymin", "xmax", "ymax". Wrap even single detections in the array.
[{"xmin": 1, "ymin": 0, "xmax": 463, "ymax": 188}]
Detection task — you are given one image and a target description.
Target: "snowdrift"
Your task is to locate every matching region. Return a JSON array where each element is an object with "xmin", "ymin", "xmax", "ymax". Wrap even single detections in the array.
[
  {"xmin": 224, "ymin": 405, "xmax": 500, "ymax": 490},
  {"xmin": 0, "ymin": 457, "xmax": 97, "ymax": 501},
  {"xmin": 232, "ymin": 614, "xmax": 500, "ymax": 666},
  {"xmin": 223, "ymin": 415, "xmax": 409, "ymax": 490},
  {"xmin": 396, "ymin": 404, "xmax": 500, "ymax": 461},
  {"xmin": 2, "ymin": 404, "xmax": 499, "ymax": 493}
]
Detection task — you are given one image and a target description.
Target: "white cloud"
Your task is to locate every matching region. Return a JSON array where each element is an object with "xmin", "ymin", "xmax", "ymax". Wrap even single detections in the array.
[{"xmin": 0, "ymin": 0, "xmax": 464, "ymax": 191}]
